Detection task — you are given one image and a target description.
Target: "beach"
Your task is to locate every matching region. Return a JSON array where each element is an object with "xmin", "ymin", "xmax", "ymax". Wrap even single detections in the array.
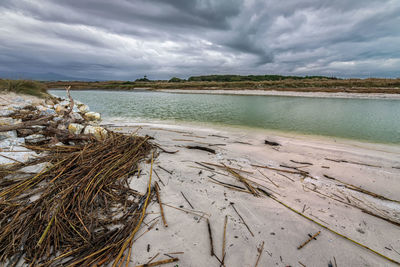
[{"xmin": 103, "ymin": 119, "xmax": 400, "ymax": 266}]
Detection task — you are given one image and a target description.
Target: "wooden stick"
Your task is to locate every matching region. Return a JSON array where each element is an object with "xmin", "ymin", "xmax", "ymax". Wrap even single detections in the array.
[
  {"xmin": 134, "ymin": 257, "xmax": 178, "ymax": 267},
  {"xmin": 181, "ymin": 191, "xmax": 194, "ymax": 209},
  {"xmin": 230, "ymin": 203, "xmax": 254, "ymax": 237},
  {"xmin": 155, "ymin": 182, "xmax": 167, "ymax": 227},
  {"xmin": 222, "ymin": 215, "xmax": 228, "ymax": 266},
  {"xmin": 153, "ymin": 169, "xmax": 165, "ymax": 187},
  {"xmin": 257, "ymin": 169, "xmax": 279, "ymax": 188},
  {"xmin": 207, "ymin": 219, "xmax": 215, "ymax": 256},
  {"xmin": 224, "ymin": 164, "xmax": 259, "ymax": 196},
  {"xmin": 195, "ymin": 161, "xmax": 215, "ymax": 170},
  {"xmin": 254, "ymin": 241, "xmax": 264, "ymax": 267},
  {"xmin": 161, "ymin": 203, "xmax": 208, "ymax": 217},
  {"xmin": 158, "ymin": 165, "xmax": 172, "ymax": 175},
  {"xmin": 146, "ymin": 253, "xmax": 160, "ymax": 265},
  {"xmin": 202, "ymin": 161, "xmax": 253, "ymax": 174},
  {"xmin": 297, "ymin": 231, "xmax": 321, "ymax": 249},
  {"xmin": 290, "ymin": 160, "xmax": 313, "ymax": 165}
]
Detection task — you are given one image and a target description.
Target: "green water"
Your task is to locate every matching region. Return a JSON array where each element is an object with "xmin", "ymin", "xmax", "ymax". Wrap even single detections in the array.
[{"xmin": 49, "ymin": 90, "xmax": 400, "ymax": 144}]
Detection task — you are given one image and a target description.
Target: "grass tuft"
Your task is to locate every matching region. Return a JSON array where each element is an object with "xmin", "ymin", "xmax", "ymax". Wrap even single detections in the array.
[{"xmin": 0, "ymin": 79, "xmax": 49, "ymax": 97}]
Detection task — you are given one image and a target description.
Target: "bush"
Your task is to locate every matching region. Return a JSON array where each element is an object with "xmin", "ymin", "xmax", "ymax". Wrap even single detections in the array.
[
  {"xmin": 168, "ymin": 77, "xmax": 184, "ymax": 82},
  {"xmin": 0, "ymin": 79, "xmax": 48, "ymax": 97}
]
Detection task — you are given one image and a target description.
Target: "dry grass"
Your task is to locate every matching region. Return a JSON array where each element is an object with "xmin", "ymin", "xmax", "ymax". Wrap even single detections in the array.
[{"xmin": 0, "ymin": 79, "xmax": 49, "ymax": 97}]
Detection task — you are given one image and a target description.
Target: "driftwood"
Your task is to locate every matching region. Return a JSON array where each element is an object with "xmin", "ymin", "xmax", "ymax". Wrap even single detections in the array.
[
  {"xmin": 224, "ymin": 164, "xmax": 259, "ymax": 196},
  {"xmin": 230, "ymin": 202, "xmax": 254, "ymax": 237},
  {"xmin": 135, "ymin": 257, "xmax": 179, "ymax": 267},
  {"xmin": 186, "ymin": 145, "xmax": 216, "ymax": 154},
  {"xmin": 264, "ymin": 139, "xmax": 280, "ymax": 146},
  {"xmin": 155, "ymin": 182, "xmax": 167, "ymax": 227},
  {"xmin": 0, "ymin": 116, "xmax": 52, "ymax": 132},
  {"xmin": 202, "ymin": 161, "xmax": 253, "ymax": 174},
  {"xmin": 290, "ymin": 159, "xmax": 313, "ymax": 165},
  {"xmin": 207, "ymin": 219, "xmax": 215, "ymax": 256},
  {"xmin": 181, "ymin": 191, "xmax": 195, "ymax": 209},
  {"xmin": 222, "ymin": 215, "xmax": 228, "ymax": 266},
  {"xmin": 297, "ymin": 231, "xmax": 321, "ymax": 249},
  {"xmin": 325, "ymin": 158, "xmax": 381, "ymax": 168},
  {"xmin": 254, "ymin": 241, "xmax": 265, "ymax": 267}
]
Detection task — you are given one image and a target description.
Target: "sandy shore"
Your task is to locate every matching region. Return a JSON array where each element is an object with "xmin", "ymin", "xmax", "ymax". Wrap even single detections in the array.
[
  {"xmin": 103, "ymin": 119, "xmax": 400, "ymax": 266},
  {"xmin": 156, "ymin": 89, "xmax": 400, "ymax": 99}
]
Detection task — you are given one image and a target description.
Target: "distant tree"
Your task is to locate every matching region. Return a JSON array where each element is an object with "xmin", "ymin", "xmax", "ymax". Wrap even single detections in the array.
[
  {"xmin": 168, "ymin": 77, "xmax": 184, "ymax": 82},
  {"xmin": 135, "ymin": 75, "xmax": 150, "ymax": 82}
]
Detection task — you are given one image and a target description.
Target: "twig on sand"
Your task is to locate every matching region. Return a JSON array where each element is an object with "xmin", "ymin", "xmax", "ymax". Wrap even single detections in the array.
[
  {"xmin": 181, "ymin": 191, "xmax": 195, "ymax": 209},
  {"xmin": 134, "ymin": 257, "xmax": 179, "ymax": 267},
  {"xmin": 195, "ymin": 161, "xmax": 215, "ymax": 170},
  {"xmin": 230, "ymin": 202, "xmax": 254, "ymax": 237},
  {"xmin": 157, "ymin": 165, "xmax": 172, "ymax": 175},
  {"xmin": 298, "ymin": 261, "xmax": 307, "ymax": 267},
  {"xmin": 202, "ymin": 161, "xmax": 253, "ymax": 174},
  {"xmin": 276, "ymin": 172, "xmax": 295, "ymax": 182},
  {"xmin": 155, "ymin": 182, "xmax": 167, "ymax": 227},
  {"xmin": 146, "ymin": 253, "xmax": 160, "ymax": 265},
  {"xmin": 257, "ymin": 169, "xmax": 279, "ymax": 188},
  {"xmin": 221, "ymin": 215, "xmax": 228, "ymax": 266},
  {"xmin": 290, "ymin": 159, "xmax": 313, "ymax": 165},
  {"xmin": 297, "ymin": 231, "xmax": 321, "ymax": 249},
  {"xmin": 152, "ymin": 169, "xmax": 165, "ymax": 187},
  {"xmin": 254, "ymin": 241, "xmax": 265, "ymax": 267},
  {"xmin": 207, "ymin": 219, "xmax": 215, "ymax": 256},
  {"xmin": 224, "ymin": 164, "xmax": 259, "ymax": 196},
  {"xmin": 186, "ymin": 145, "xmax": 216, "ymax": 154}
]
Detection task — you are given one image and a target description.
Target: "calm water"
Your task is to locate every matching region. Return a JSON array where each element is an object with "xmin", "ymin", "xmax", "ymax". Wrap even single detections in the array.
[{"xmin": 50, "ymin": 90, "xmax": 400, "ymax": 144}]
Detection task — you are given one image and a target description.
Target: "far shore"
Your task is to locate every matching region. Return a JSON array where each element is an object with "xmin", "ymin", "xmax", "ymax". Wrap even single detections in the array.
[
  {"xmin": 48, "ymin": 87, "xmax": 400, "ymax": 99},
  {"xmin": 156, "ymin": 88, "xmax": 400, "ymax": 99}
]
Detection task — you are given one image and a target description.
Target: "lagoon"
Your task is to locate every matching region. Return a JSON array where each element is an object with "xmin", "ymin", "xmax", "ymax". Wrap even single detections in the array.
[{"xmin": 49, "ymin": 90, "xmax": 400, "ymax": 144}]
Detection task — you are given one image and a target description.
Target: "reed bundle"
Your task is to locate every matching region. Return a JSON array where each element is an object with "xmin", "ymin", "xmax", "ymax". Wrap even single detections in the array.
[{"xmin": 0, "ymin": 132, "xmax": 155, "ymax": 266}]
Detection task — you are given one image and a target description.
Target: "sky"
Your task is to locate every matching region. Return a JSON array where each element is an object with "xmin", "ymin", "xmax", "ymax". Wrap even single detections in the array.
[{"xmin": 0, "ymin": 0, "xmax": 399, "ymax": 80}]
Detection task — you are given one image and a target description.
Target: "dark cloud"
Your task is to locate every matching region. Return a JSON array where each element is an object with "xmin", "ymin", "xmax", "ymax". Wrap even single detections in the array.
[{"xmin": 0, "ymin": 0, "xmax": 399, "ymax": 80}]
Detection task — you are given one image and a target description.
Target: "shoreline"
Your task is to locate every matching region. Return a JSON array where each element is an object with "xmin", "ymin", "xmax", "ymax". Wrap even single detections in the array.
[{"xmin": 156, "ymin": 89, "xmax": 400, "ymax": 99}]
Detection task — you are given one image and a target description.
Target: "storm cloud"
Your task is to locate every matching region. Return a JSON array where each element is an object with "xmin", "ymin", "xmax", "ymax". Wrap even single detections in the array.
[{"xmin": 0, "ymin": 0, "xmax": 399, "ymax": 80}]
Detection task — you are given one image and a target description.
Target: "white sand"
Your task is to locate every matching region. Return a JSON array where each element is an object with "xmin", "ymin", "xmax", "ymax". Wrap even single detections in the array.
[
  {"xmin": 156, "ymin": 89, "xmax": 400, "ymax": 99},
  {"xmin": 103, "ymin": 119, "xmax": 400, "ymax": 267}
]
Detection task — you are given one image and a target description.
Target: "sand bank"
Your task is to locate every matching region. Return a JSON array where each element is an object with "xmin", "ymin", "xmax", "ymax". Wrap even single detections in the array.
[{"xmin": 104, "ymin": 119, "xmax": 400, "ymax": 266}]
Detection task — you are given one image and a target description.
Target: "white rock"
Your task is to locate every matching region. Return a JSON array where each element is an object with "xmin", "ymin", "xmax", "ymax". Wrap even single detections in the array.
[
  {"xmin": 0, "ymin": 109, "xmax": 15, "ymax": 117},
  {"xmin": 78, "ymin": 104, "xmax": 90, "ymax": 113},
  {"xmin": 0, "ymin": 117, "xmax": 19, "ymax": 126},
  {"xmin": 0, "ymin": 130, "xmax": 18, "ymax": 140},
  {"xmin": 12, "ymin": 103, "xmax": 30, "ymax": 110},
  {"xmin": 83, "ymin": 126, "xmax": 107, "ymax": 140},
  {"xmin": 54, "ymin": 104, "xmax": 66, "ymax": 114},
  {"xmin": 59, "ymin": 100, "xmax": 70, "ymax": 106},
  {"xmin": 0, "ymin": 137, "xmax": 25, "ymax": 149},
  {"xmin": 70, "ymin": 112, "xmax": 84, "ymax": 121},
  {"xmin": 25, "ymin": 134, "xmax": 49, "ymax": 144},
  {"xmin": 57, "ymin": 124, "xmax": 67, "ymax": 130},
  {"xmin": 84, "ymin": 112, "xmax": 101, "ymax": 121},
  {"xmin": 68, "ymin": 123, "xmax": 85, "ymax": 135},
  {"xmin": 40, "ymin": 108, "xmax": 56, "ymax": 116}
]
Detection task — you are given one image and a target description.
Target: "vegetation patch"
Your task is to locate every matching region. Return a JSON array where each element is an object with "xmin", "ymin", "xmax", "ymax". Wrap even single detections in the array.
[{"xmin": 0, "ymin": 79, "xmax": 48, "ymax": 97}]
